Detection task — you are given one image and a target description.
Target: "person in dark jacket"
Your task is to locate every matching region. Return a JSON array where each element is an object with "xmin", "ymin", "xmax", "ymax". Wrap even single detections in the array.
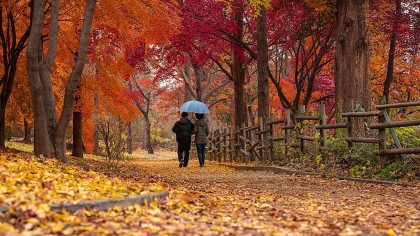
[
  {"xmin": 193, "ymin": 113, "xmax": 209, "ymax": 167},
  {"xmin": 172, "ymin": 112, "xmax": 194, "ymax": 167}
]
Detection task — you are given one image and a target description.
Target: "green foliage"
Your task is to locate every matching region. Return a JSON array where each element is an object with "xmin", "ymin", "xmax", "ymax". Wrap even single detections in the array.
[
  {"xmin": 378, "ymin": 162, "xmax": 404, "ymax": 180},
  {"xmin": 322, "ymin": 137, "xmax": 379, "ymax": 178},
  {"xmin": 393, "ymin": 126, "xmax": 420, "ymax": 148},
  {"xmin": 5, "ymin": 141, "xmax": 34, "ymax": 153},
  {"xmin": 378, "ymin": 157, "xmax": 419, "ymax": 181},
  {"xmin": 151, "ymin": 126, "xmax": 173, "ymax": 149}
]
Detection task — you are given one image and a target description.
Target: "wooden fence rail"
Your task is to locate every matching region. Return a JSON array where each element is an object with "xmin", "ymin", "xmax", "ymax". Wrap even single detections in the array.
[{"xmin": 207, "ymin": 102, "xmax": 420, "ymax": 163}]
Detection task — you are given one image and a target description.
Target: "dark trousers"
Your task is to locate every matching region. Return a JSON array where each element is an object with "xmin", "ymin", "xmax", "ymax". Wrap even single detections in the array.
[
  {"xmin": 177, "ymin": 140, "xmax": 191, "ymax": 167},
  {"xmin": 196, "ymin": 144, "xmax": 206, "ymax": 165}
]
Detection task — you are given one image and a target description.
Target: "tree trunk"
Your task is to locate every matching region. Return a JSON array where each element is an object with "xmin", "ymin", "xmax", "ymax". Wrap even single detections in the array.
[
  {"xmin": 72, "ymin": 82, "xmax": 83, "ymax": 157},
  {"xmin": 54, "ymin": 0, "xmax": 97, "ymax": 162},
  {"xmin": 26, "ymin": 0, "xmax": 51, "ymax": 157},
  {"xmin": 335, "ymin": 0, "xmax": 372, "ymax": 135},
  {"xmin": 93, "ymin": 91, "xmax": 100, "ymax": 155},
  {"xmin": 72, "ymin": 111, "xmax": 83, "ymax": 157},
  {"xmin": 232, "ymin": 0, "xmax": 247, "ymax": 129},
  {"xmin": 126, "ymin": 121, "xmax": 132, "ymax": 154},
  {"xmin": 256, "ymin": 6, "xmax": 270, "ymax": 124},
  {"xmin": 144, "ymin": 116, "xmax": 154, "ymax": 154},
  {"xmin": 383, "ymin": 0, "xmax": 401, "ymax": 104},
  {"xmin": 194, "ymin": 66, "xmax": 203, "ymax": 102},
  {"xmin": 184, "ymin": 60, "xmax": 192, "ymax": 102},
  {"xmin": 38, "ymin": 0, "xmax": 60, "ymax": 148},
  {"xmin": 24, "ymin": 118, "xmax": 31, "ymax": 143}
]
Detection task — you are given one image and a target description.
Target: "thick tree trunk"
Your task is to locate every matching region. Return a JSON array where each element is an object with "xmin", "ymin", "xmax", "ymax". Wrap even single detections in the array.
[
  {"xmin": 24, "ymin": 118, "xmax": 31, "ymax": 143},
  {"xmin": 37, "ymin": 0, "xmax": 60, "ymax": 149},
  {"xmin": 40, "ymin": 64, "xmax": 58, "ymax": 143},
  {"xmin": 383, "ymin": 0, "xmax": 401, "ymax": 104},
  {"xmin": 256, "ymin": 6, "xmax": 270, "ymax": 124},
  {"xmin": 126, "ymin": 122, "xmax": 132, "ymax": 154},
  {"xmin": 26, "ymin": 0, "xmax": 51, "ymax": 157},
  {"xmin": 335, "ymin": 0, "xmax": 372, "ymax": 135},
  {"xmin": 144, "ymin": 117, "xmax": 154, "ymax": 154},
  {"xmin": 184, "ymin": 60, "xmax": 192, "ymax": 102},
  {"xmin": 54, "ymin": 0, "xmax": 97, "ymax": 162},
  {"xmin": 192, "ymin": 65, "xmax": 203, "ymax": 102},
  {"xmin": 232, "ymin": 0, "xmax": 247, "ymax": 129},
  {"xmin": 72, "ymin": 111, "xmax": 83, "ymax": 157}
]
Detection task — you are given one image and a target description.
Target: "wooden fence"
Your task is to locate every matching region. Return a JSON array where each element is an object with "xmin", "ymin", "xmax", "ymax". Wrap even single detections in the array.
[{"xmin": 207, "ymin": 102, "xmax": 420, "ymax": 163}]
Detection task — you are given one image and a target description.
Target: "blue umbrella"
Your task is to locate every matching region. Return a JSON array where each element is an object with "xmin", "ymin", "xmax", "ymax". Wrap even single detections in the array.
[{"xmin": 180, "ymin": 100, "xmax": 210, "ymax": 113}]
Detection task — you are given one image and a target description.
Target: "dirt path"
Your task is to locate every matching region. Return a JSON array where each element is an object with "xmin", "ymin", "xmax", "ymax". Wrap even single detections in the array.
[{"xmin": 114, "ymin": 154, "xmax": 420, "ymax": 235}]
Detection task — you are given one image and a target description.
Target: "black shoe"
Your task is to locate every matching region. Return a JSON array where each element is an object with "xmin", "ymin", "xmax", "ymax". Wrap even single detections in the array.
[
  {"xmin": 199, "ymin": 164, "xmax": 204, "ymax": 167},
  {"xmin": 179, "ymin": 162, "xmax": 183, "ymax": 168}
]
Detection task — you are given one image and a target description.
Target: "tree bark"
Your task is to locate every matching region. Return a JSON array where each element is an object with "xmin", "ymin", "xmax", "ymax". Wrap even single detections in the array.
[
  {"xmin": 383, "ymin": 0, "xmax": 401, "ymax": 104},
  {"xmin": 256, "ymin": 6, "xmax": 270, "ymax": 124},
  {"xmin": 335, "ymin": 0, "xmax": 372, "ymax": 135},
  {"xmin": 24, "ymin": 118, "xmax": 31, "ymax": 143},
  {"xmin": 72, "ymin": 111, "xmax": 83, "ymax": 157},
  {"xmin": 38, "ymin": 0, "xmax": 59, "ymax": 146},
  {"xmin": 26, "ymin": 0, "xmax": 51, "ymax": 157},
  {"xmin": 93, "ymin": 91, "xmax": 100, "ymax": 155},
  {"xmin": 184, "ymin": 60, "xmax": 192, "ymax": 102},
  {"xmin": 192, "ymin": 63, "xmax": 203, "ymax": 101},
  {"xmin": 232, "ymin": 0, "xmax": 247, "ymax": 129},
  {"xmin": 144, "ymin": 116, "xmax": 154, "ymax": 154},
  {"xmin": 126, "ymin": 122, "xmax": 132, "ymax": 154}
]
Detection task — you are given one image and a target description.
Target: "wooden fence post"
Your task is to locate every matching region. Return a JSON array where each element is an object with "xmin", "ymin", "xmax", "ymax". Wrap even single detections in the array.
[
  {"xmin": 229, "ymin": 126, "xmax": 233, "ymax": 163},
  {"xmin": 236, "ymin": 125, "xmax": 240, "ymax": 162},
  {"xmin": 378, "ymin": 109, "xmax": 386, "ymax": 162},
  {"xmin": 223, "ymin": 127, "xmax": 227, "ymax": 162},
  {"xmin": 285, "ymin": 109, "xmax": 291, "ymax": 155},
  {"xmin": 299, "ymin": 105, "xmax": 306, "ymax": 152},
  {"xmin": 258, "ymin": 117, "xmax": 265, "ymax": 161},
  {"xmin": 319, "ymin": 103, "xmax": 326, "ymax": 148},
  {"xmin": 241, "ymin": 123, "xmax": 246, "ymax": 163},
  {"xmin": 269, "ymin": 113, "xmax": 274, "ymax": 161},
  {"xmin": 209, "ymin": 130, "xmax": 214, "ymax": 161}
]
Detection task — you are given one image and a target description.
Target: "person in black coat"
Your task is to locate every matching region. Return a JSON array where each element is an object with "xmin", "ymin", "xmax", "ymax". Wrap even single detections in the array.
[{"xmin": 172, "ymin": 112, "xmax": 194, "ymax": 167}]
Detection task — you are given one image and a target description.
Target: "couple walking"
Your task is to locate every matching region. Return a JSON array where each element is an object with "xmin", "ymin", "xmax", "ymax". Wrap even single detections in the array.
[{"xmin": 172, "ymin": 112, "xmax": 209, "ymax": 168}]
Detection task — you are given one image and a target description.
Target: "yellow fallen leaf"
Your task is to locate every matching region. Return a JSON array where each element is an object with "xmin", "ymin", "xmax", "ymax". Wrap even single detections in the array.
[
  {"xmin": 52, "ymin": 222, "xmax": 65, "ymax": 232},
  {"xmin": 0, "ymin": 223, "xmax": 18, "ymax": 234},
  {"xmin": 62, "ymin": 227, "xmax": 74, "ymax": 236},
  {"xmin": 39, "ymin": 203, "xmax": 50, "ymax": 212},
  {"xmin": 385, "ymin": 229, "xmax": 396, "ymax": 236},
  {"xmin": 178, "ymin": 193, "xmax": 194, "ymax": 203}
]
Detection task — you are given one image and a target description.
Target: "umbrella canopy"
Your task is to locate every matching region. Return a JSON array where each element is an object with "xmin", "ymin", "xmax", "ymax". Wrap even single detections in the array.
[{"xmin": 180, "ymin": 100, "xmax": 210, "ymax": 113}]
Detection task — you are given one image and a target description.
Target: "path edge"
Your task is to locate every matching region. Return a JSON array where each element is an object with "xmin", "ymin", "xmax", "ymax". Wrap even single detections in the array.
[
  {"xmin": 0, "ymin": 191, "xmax": 169, "ymax": 214},
  {"xmin": 217, "ymin": 163, "xmax": 413, "ymax": 186}
]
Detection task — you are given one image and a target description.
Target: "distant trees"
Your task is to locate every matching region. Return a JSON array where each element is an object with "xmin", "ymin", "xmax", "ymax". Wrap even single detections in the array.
[
  {"xmin": 1, "ymin": 0, "xmax": 418, "ymax": 160},
  {"xmin": 0, "ymin": 0, "xmax": 31, "ymax": 148}
]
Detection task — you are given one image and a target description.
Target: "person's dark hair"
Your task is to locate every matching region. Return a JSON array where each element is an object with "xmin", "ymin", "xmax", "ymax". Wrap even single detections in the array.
[
  {"xmin": 195, "ymin": 113, "xmax": 204, "ymax": 119},
  {"xmin": 181, "ymin": 112, "xmax": 188, "ymax": 117}
]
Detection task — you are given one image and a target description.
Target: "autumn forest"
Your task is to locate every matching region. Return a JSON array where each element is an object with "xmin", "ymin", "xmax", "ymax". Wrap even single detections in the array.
[{"xmin": 0, "ymin": 0, "xmax": 419, "ymax": 235}]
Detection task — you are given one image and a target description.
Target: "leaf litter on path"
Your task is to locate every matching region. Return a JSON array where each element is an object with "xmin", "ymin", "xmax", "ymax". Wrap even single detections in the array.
[{"xmin": 1, "ymin": 150, "xmax": 419, "ymax": 235}]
